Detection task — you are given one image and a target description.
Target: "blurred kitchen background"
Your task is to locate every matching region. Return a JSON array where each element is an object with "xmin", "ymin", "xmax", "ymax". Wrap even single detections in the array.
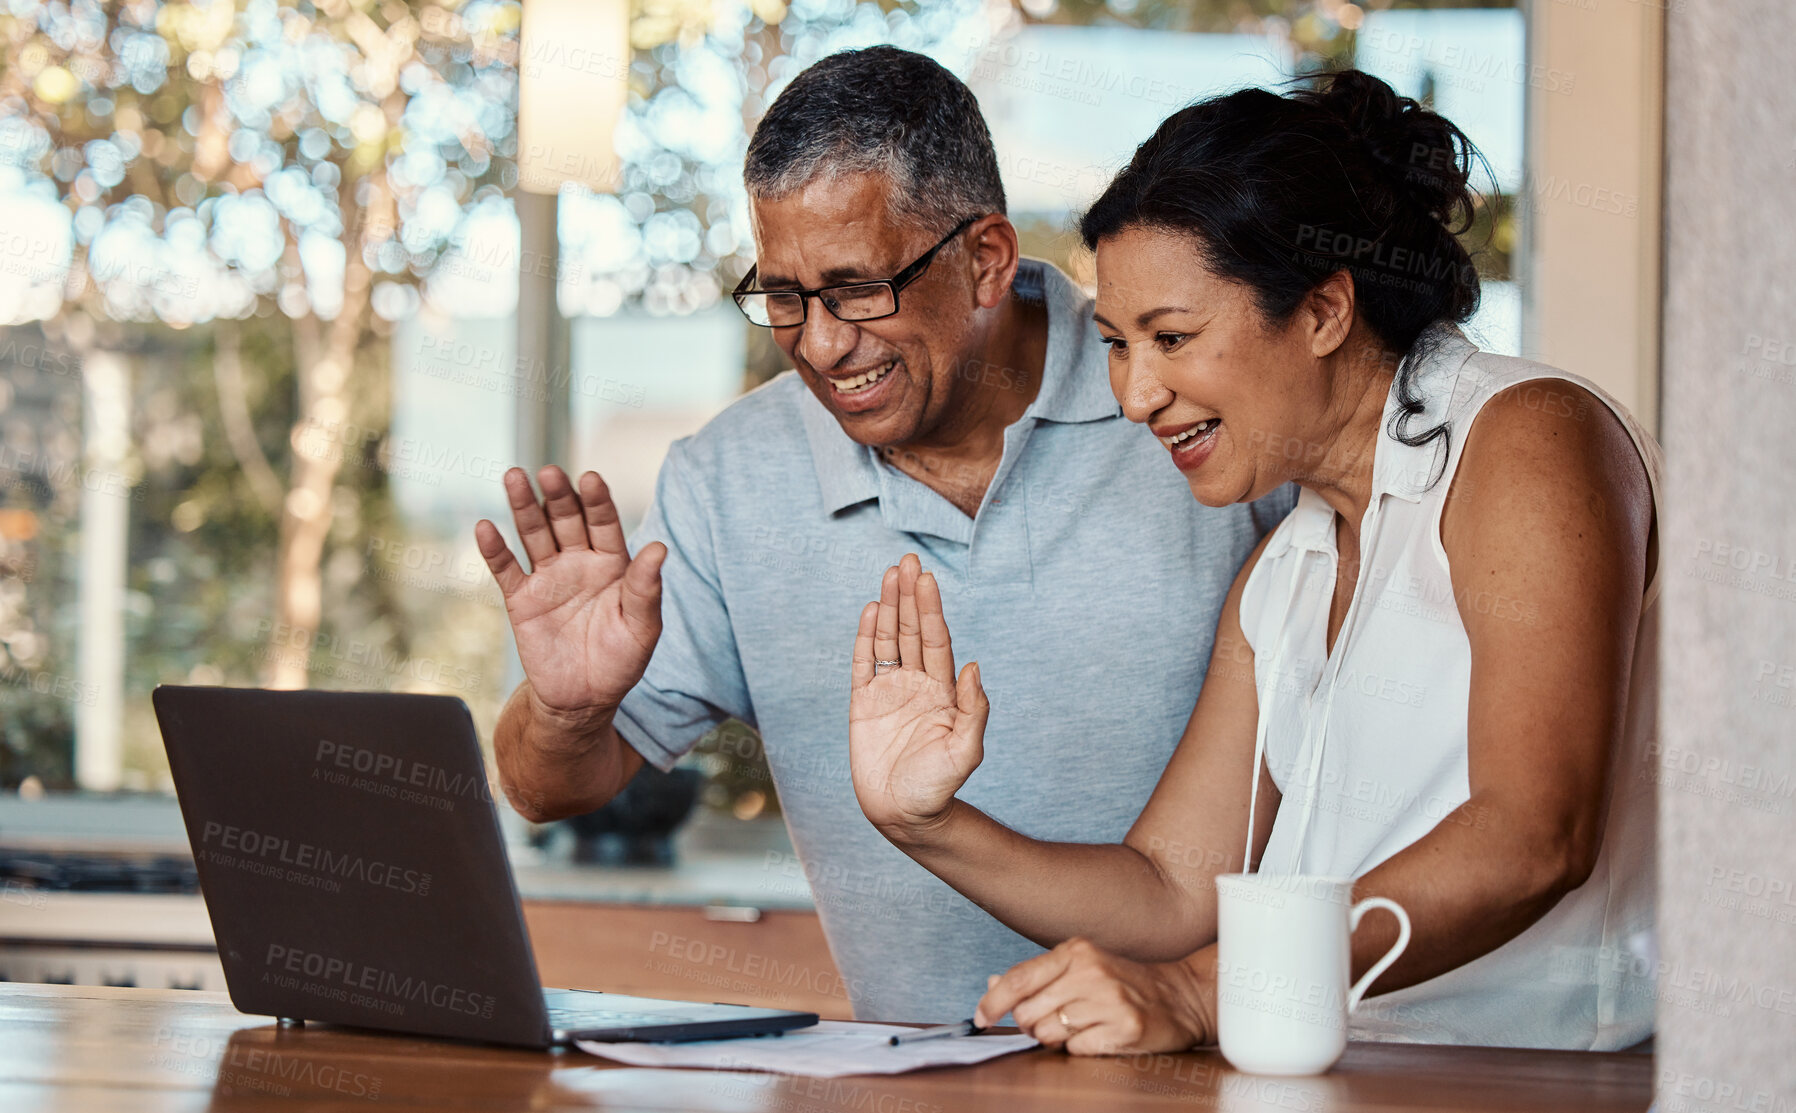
[{"xmin": 0, "ymin": 0, "xmax": 1660, "ymax": 998}]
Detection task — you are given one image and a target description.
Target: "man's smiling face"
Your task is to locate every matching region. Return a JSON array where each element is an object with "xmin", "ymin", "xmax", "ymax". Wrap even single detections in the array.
[{"xmin": 747, "ymin": 172, "xmax": 985, "ymax": 448}]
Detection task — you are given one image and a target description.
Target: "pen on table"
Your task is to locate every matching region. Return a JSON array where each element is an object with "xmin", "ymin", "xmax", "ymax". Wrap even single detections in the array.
[{"xmin": 889, "ymin": 1019, "xmax": 986, "ymax": 1045}]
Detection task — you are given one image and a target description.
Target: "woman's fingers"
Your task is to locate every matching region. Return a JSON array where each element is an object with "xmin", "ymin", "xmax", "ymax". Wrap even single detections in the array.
[
  {"xmin": 537, "ymin": 466, "xmax": 591, "ymax": 553},
  {"xmin": 504, "ymin": 467, "xmax": 560, "ymax": 571},
  {"xmin": 896, "ymin": 554, "xmax": 924, "ymax": 669},
  {"xmin": 1063, "ymin": 1019, "xmax": 1128, "ymax": 1057},
  {"xmin": 1006, "ymin": 976, "xmax": 1087, "ymax": 1050},
  {"xmin": 975, "ymin": 946, "xmax": 1075, "ymax": 1028},
  {"xmin": 918, "ymin": 571, "xmax": 956, "ymax": 682},
  {"xmin": 956, "ymin": 662, "xmax": 989, "ymax": 741},
  {"xmin": 474, "ymin": 519, "xmax": 526, "ymax": 597},
  {"xmin": 873, "ymin": 566, "xmax": 901, "ymax": 667},
  {"xmin": 851, "ymin": 601, "xmax": 879, "ymax": 690},
  {"xmin": 1038, "ymin": 1003, "xmax": 1095, "ymax": 1049}
]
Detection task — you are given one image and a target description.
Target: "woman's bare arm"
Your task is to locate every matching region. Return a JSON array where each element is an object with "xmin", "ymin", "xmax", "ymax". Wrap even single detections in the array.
[
  {"xmin": 1340, "ymin": 380, "xmax": 1653, "ymax": 992},
  {"xmin": 854, "ymin": 537, "xmax": 1281, "ymax": 962}
]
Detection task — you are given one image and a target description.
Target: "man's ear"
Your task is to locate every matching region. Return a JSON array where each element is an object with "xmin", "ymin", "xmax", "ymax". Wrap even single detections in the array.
[
  {"xmin": 1304, "ymin": 270, "xmax": 1356, "ymax": 359},
  {"xmin": 966, "ymin": 215, "xmax": 1021, "ymax": 310}
]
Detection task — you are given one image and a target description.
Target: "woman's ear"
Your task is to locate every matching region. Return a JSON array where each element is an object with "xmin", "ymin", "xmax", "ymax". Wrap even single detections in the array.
[{"xmin": 1304, "ymin": 270, "xmax": 1356, "ymax": 359}]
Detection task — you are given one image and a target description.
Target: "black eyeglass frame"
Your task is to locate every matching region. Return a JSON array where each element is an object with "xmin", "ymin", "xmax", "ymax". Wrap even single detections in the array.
[{"xmin": 731, "ymin": 215, "xmax": 981, "ymax": 328}]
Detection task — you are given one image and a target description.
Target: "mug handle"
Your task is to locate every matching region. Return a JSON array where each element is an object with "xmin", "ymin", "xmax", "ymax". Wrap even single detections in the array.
[{"xmin": 1346, "ymin": 897, "xmax": 1412, "ymax": 1013}]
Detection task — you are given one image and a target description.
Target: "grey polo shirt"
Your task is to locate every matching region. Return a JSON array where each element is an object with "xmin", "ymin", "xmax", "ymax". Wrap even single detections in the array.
[{"xmin": 615, "ymin": 259, "xmax": 1293, "ymax": 1021}]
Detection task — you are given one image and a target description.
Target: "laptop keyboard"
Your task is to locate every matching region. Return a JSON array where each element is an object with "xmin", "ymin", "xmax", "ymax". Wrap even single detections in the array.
[
  {"xmin": 547, "ymin": 1007, "xmax": 696, "ymax": 1028},
  {"xmin": 543, "ymin": 989, "xmax": 726, "ymax": 1032}
]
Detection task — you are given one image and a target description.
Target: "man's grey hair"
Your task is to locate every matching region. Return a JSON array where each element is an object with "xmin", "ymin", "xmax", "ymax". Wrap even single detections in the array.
[{"xmin": 744, "ymin": 45, "xmax": 1006, "ymax": 234}]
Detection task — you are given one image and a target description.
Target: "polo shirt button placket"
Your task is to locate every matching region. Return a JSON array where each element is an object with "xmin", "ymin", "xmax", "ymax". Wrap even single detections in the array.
[{"xmin": 967, "ymin": 492, "xmax": 1033, "ymax": 594}]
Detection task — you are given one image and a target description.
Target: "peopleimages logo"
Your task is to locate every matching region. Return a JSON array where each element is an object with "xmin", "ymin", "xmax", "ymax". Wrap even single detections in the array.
[
  {"xmin": 264, "ymin": 944, "xmax": 494, "ymax": 1019},
  {"xmin": 199, "ymin": 821, "xmax": 432, "ymax": 896},
  {"xmin": 313, "ymin": 739, "xmax": 496, "ymax": 811}
]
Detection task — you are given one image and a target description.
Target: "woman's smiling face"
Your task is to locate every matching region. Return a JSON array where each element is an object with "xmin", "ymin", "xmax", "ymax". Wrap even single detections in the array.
[{"xmin": 1093, "ymin": 224, "xmax": 1355, "ymax": 507}]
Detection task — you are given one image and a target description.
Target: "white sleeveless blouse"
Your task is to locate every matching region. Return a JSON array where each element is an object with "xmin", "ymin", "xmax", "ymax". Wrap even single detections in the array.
[{"xmin": 1237, "ymin": 326, "xmax": 1660, "ymax": 1051}]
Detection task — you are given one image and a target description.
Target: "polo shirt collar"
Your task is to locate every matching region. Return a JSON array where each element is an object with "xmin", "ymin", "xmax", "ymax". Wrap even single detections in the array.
[
  {"xmin": 798, "ymin": 258, "xmax": 1116, "ymax": 516},
  {"xmin": 799, "ymin": 385, "xmax": 882, "ymax": 515},
  {"xmin": 1015, "ymin": 258, "xmax": 1124, "ymax": 425}
]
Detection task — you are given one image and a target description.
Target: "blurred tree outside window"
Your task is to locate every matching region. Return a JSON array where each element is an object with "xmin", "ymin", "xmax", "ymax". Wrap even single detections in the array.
[
  {"xmin": 0, "ymin": 0, "xmax": 1521, "ymax": 829},
  {"xmin": 1, "ymin": 0, "xmax": 521, "ymax": 788}
]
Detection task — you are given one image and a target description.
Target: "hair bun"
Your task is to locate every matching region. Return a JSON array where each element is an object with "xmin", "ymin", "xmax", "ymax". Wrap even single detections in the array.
[
  {"xmin": 1306, "ymin": 69, "xmax": 1476, "ymax": 227},
  {"xmin": 1080, "ymin": 67, "xmax": 1484, "ymax": 377}
]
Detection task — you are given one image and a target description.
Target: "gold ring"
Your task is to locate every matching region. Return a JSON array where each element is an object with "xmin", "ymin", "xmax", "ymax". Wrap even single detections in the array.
[{"xmin": 1058, "ymin": 1009, "xmax": 1072, "ymax": 1031}]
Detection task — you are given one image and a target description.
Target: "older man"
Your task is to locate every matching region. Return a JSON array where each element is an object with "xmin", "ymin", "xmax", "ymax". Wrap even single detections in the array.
[{"xmin": 475, "ymin": 45, "xmax": 1292, "ymax": 1021}]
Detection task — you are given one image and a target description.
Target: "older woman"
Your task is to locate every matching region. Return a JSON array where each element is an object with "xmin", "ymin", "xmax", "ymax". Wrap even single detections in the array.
[{"xmin": 846, "ymin": 70, "xmax": 1658, "ymax": 1053}]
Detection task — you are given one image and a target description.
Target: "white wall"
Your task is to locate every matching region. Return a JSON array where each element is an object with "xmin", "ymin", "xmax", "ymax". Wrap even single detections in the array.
[{"xmin": 1659, "ymin": 2, "xmax": 1796, "ymax": 1105}]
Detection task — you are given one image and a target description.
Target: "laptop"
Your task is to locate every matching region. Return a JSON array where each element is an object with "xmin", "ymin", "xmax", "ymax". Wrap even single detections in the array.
[{"xmin": 152, "ymin": 685, "xmax": 818, "ymax": 1048}]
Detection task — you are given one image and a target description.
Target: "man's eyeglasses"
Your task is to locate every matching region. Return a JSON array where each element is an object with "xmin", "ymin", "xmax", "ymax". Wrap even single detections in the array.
[{"xmin": 732, "ymin": 216, "xmax": 980, "ymax": 328}]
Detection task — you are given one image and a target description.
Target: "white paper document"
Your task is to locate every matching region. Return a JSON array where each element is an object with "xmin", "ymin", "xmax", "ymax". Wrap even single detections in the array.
[{"xmin": 576, "ymin": 1020, "xmax": 1038, "ymax": 1078}]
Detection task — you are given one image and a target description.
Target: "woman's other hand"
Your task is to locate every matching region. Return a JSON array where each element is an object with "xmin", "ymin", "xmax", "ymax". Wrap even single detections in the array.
[
  {"xmin": 975, "ymin": 938, "xmax": 1217, "ymax": 1056},
  {"xmin": 849, "ymin": 553, "xmax": 989, "ymax": 844}
]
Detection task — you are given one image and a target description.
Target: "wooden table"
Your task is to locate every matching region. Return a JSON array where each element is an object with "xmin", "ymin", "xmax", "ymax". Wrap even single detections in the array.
[{"xmin": 0, "ymin": 983, "xmax": 1653, "ymax": 1112}]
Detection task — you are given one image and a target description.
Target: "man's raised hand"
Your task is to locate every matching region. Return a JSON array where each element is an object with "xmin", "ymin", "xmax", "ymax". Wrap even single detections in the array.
[{"xmin": 474, "ymin": 466, "xmax": 665, "ymax": 726}]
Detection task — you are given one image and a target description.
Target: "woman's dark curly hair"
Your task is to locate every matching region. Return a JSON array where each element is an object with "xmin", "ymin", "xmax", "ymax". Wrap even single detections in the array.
[{"xmin": 1081, "ymin": 69, "xmax": 1488, "ymax": 454}]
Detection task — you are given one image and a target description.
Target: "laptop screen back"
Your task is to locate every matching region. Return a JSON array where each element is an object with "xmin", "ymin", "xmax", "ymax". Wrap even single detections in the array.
[{"xmin": 153, "ymin": 686, "xmax": 551, "ymax": 1047}]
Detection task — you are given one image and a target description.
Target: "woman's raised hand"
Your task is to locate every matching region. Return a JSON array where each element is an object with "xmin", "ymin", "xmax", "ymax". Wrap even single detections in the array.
[{"xmin": 848, "ymin": 553, "xmax": 989, "ymax": 843}]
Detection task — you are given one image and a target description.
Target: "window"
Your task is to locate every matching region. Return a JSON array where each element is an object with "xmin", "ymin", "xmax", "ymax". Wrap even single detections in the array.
[{"xmin": 3, "ymin": 0, "xmax": 1613, "ymax": 828}]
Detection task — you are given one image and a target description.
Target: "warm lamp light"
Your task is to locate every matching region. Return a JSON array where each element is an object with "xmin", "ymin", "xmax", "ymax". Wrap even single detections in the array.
[{"xmin": 517, "ymin": 0, "xmax": 630, "ymax": 195}]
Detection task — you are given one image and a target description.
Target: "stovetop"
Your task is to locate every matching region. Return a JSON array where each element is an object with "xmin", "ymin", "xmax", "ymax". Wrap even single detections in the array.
[
  {"xmin": 0, "ymin": 793, "xmax": 199, "ymax": 897},
  {"xmin": 0, "ymin": 850, "xmax": 198, "ymax": 894}
]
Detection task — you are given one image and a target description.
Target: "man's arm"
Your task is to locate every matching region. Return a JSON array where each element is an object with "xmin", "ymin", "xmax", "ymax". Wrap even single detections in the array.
[
  {"xmin": 493, "ymin": 681, "xmax": 643, "ymax": 823},
  {"xmin": 474, "ymin": 465, "xmax": 665, "ymax": 822},
  {"xmin": 479, "ymin": 447, "xmax": 753, "ymax": 822}
]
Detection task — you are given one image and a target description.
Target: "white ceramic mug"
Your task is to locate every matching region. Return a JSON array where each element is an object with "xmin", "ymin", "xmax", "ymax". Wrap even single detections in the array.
[{"xmin": 1213, "ymin": 873, "xmax": 1411, "ymax": 1076}]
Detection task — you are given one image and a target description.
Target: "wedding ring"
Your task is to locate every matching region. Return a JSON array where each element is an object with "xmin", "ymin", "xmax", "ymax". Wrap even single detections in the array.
[
  {"xmin": 874, "ymin": 659, "xmax": 901, "ymax": 673},
  {"xmin": 1058, "ymin": 1009, "xmax": 1073, "ymax": 1032}
]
